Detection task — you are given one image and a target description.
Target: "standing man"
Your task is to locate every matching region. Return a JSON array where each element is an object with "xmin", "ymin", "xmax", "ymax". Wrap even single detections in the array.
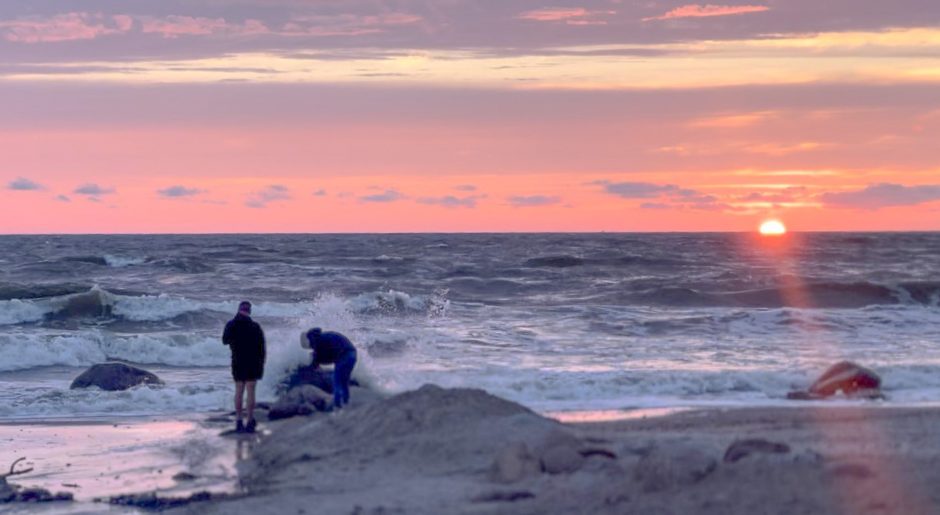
[
  {"xmin": 302, "ymin": 328, "xmax": 357, "ymax": 409},
  {"xmin": 222, "ymin": 301, "xmax": 266, "ymax": 433}
]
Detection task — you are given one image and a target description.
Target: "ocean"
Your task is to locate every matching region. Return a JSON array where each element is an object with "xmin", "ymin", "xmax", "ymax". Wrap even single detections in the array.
[{"xmin": 1, "ymin": 232, "xmax": 939, "ymax": 419}]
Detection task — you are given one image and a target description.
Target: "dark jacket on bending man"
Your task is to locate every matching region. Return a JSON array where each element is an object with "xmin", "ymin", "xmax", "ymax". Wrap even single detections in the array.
[
  {"xmin": 223, "ymin": 312, "xmax": 266, "ymax": 382},
  {"xmin": 308, "ymin": 330, "xmax": 355, "ymax": 368},
  {"xmin": 303, "ymin": 328, "xmax": 357, "ymax": 408}
]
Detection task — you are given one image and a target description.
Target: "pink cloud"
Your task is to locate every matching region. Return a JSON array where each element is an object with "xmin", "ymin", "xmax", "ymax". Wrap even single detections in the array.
[
  {"xmin": 0, "ymin": 13, "xmax": 131, "ymax": 43},
  {"xmin": 519, "ymin": 7, "xmax": 613, "ymax": 25},
  {"xmin": 644, "ymin": 4, "xmax": 769, "ymax": 22},
  {"xmin": 520, "ymin": 8, "xmax": 590, "ymax": 21}
]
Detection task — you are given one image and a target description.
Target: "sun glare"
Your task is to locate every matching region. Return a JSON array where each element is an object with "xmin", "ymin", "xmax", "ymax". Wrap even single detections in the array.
[{"xmin": 759, "ymin": 219, "xmax": 787, "ymax": 236}]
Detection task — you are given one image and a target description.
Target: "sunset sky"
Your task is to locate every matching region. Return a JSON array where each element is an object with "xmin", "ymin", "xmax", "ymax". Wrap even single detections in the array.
[{"xmin": 2, "ymin": 0, "xmax": 939, "ymax": 233}]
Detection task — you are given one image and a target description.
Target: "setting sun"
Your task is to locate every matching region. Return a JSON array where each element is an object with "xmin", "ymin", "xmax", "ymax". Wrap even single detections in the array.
[{"xmin": 759, "ymin": 219, "xmax": 787, "ymax": 236}]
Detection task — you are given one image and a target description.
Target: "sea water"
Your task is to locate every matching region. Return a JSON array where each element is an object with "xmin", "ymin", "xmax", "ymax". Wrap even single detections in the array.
[{"xmin": 1, "ymin": 232, "xmax": 938, "ymax": 418}]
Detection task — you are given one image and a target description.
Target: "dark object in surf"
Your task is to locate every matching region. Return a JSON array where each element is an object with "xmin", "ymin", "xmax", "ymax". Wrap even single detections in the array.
[
  {"xmin": 268, "ymin": 384, "xmax": 332, "ymax": 420},
  {"xmin": 723, "ymin": 439, "xmax": 791, "ymax": 463},
  {"xmin": 787, "ymin": 361, "xmax": 883, "ymax": 400},
  {"xmin": 279, "ymin": 364, "xmax": 359, "ymax": 394},
  {"xmin": 70, "ymin": 362, "xmax": 164, "ymax": 391}
]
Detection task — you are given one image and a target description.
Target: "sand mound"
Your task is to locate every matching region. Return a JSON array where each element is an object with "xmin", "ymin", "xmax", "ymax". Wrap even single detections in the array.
[{"xmin": 244, "ymin": 384, "xmax": 568, "ymax": 485}]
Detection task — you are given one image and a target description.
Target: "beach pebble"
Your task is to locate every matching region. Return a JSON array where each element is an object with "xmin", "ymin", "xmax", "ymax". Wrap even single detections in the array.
[
  {"xmin": 634, "ymin": 444, "xmax": 718, "ymax": 492},
  {"xmin": 69, "ymin": 362, "xmax": 163, "ymax": 391}
]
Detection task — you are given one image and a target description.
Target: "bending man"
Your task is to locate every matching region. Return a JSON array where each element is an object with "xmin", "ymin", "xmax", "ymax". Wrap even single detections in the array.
[
  {"xmin": 222, "ymin": 301, "xmax": 266, "ymax": 433},
  {"xmin": 302, "ymin": 328, "xmax": 357, "ymax": 409}
]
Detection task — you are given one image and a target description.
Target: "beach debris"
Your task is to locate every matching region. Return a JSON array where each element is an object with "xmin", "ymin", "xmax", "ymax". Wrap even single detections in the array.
[
  {"xmin": 268, "ymin": 384, "xmax": 332, "ymax": 420},
  {"xmin": 580, "ymin": 448, "xmax": 618, "ymax": 460},
  {"xmin": 70, "ymin": 362, "xmax": 164, "ymax": 391},
  {"xmin": 171, "ymin": 472, "xmax": 198, "ymax": 482},
  {"xmin": 473, "ymin": 490, "xmax": 536, "ymax": 503},
  {"xmin": 3, "ymin": 457, "xmax": 33, "ymax": 478},
  {"xmin": 634, "ymin": 444, "xmax": 718, "ymax": 492},
  {"xmin": 787, "ymin": 361, "xmax": 883, "ymax": 400},
  {"xmin": 723, "ymin": 439, "xmax": 791, "ymax": 463},
  {"xmin": 1, "ymin": 458, "xmax": 74, "ymax": 504},
  {"xmin": 106, "ymin": 491, "xmax": 240, "ymax": 510}
]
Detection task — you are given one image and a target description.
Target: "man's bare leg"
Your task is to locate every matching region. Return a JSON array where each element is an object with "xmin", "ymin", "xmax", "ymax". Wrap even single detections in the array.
[
  {"xmin": 246, "ymin": 381, "xmax": 257, "ymax": 422},
  {"xmin": 234, "ymin": 381, "xmax": 246, "ymax": 422}
]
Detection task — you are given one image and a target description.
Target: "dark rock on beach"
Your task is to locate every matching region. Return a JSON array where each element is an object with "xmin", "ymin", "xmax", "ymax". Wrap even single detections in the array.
[
  {"xmin": 787, "ymin": 361, "xmax": 883, "ymax": 400},
  {"xmin": 70, "ymin": 362, "xmax": 164, "ymax": 391}
]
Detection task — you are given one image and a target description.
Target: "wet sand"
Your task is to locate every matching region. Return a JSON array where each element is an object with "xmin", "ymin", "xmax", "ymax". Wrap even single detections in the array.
[{"xmin": 0, "ymin": 415, "xmax": 247, "ymax": 514}]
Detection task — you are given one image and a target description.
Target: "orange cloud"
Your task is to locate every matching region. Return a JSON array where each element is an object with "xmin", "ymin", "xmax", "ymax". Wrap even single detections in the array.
[
  {"xmin": 644, "ymin": 4, "xmax": 769, "ymax": 22},
  {"xmin": 689, "ymin": 111, "xmax": 777, "ymax": 129},
  {"xmin": 743, "ymin": 142, "xmax": 824, "ymax": 156}
]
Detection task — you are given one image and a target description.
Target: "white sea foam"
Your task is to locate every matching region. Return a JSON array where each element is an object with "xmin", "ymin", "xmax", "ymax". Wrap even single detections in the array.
[
  {"xmin": 0, "ymin": 333, "xmax": 109, "ymax": 371},
  {"xmin": 0, "ymin": 332, "xmax": 231, "ymax": 372},
  {"xmin": 0, "ymin": 380, "xmax": 232, "ymax": 419},
  {"xmin": 103, "ymin": 254, "xmax": 146, "ymax": 267},
  {"xmin": 0, "ymin": 298, "xmax": 49, "ymax": 325}
]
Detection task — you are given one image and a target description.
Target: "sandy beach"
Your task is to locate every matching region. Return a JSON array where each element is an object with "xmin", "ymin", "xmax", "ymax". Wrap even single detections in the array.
[{"xmin": 7, "ymin": 386, "xmax": 940, "ymax": 514}]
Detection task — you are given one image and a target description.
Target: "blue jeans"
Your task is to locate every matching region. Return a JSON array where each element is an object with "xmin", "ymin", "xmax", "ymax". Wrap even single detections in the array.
[{"xmin": 333, "ymin": 350, "xmax": 357, "ymax": 409}]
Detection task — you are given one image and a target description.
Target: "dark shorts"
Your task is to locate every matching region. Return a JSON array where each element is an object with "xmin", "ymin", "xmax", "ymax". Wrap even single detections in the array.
[{"xmin": 232, "ymin": 357, "xmax": 264, "ymax": 382}]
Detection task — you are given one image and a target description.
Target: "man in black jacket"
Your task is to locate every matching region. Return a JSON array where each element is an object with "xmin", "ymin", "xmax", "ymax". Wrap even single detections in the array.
[{"xmin": 222, "ymin": 301, "xmax": 266, "ymax": 433}]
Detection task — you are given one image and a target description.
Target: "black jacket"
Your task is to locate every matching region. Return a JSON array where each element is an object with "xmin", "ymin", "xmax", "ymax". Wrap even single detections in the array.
[{"xmin": 222, "ymin": 314, "xmax": 266, "ymax": 366}]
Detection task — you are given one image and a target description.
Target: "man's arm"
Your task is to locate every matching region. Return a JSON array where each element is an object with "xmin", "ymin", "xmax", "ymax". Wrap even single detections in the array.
[
  {"xmin": 310, "ymin": 343, "xmax": 320, "ymax": 369},
  {"xmin": 258, "ymin": 325, "xmax": 266, "ymax": 365},
  {"xmin": 222, "ymin": 321, "xmax": 233, "ymax": 346}
]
